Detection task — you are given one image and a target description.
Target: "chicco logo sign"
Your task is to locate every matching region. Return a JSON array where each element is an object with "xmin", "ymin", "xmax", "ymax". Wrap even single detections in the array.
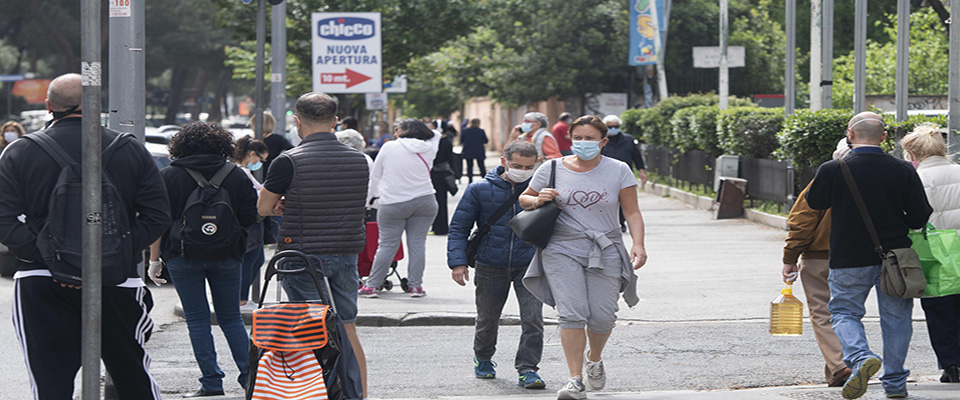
[{"xmin": 317, "ymin": 17, "xmax": 375, "ymax": 40}]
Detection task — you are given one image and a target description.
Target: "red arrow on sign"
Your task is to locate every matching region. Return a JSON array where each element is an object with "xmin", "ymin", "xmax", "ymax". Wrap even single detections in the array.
[{"xmin": 320, "ymin": 69, "xmax": 371, "ymax": 89}]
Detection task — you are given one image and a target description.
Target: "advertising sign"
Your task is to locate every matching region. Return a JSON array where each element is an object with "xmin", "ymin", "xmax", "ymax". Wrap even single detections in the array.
[
  {"xmin": 312, "ymin": 12, "xmax": 382, "ymax": 94},
  {"xmin": 693, "ymin": 46, "xmax": 746, "ymax": 68},
  {"xmin": 629, "ymin": 0, "xmax": 665, "ymax": 66},
  {"xmin": 365, "ymin": 93, "xmax": 388, "ymax": 111}
]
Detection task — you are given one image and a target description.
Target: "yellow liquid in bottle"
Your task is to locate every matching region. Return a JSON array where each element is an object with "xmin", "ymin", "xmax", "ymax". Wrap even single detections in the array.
[{"xmin": 770, "ymin": 287, "xmax": 804, "ymax": 336}]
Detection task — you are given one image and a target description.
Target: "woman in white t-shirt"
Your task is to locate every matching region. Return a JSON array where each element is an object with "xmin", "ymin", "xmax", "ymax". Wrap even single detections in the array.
[{"xmin": 518, "ymin": 115, "xmax": 648, "ymax": 400}]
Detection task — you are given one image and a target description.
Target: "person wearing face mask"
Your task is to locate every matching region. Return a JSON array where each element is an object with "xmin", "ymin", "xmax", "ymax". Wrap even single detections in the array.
[
  {"xmin": 900, "ymin": 123, "xmax": 960, "ymax": 384},
  {"xmin": 447, "ymin": 141, "xmax": 545, "ymax": 388},
  {"xmin": 230, "ymin": 135, "xmax": 269, "ymax": 311},
  {"xmin": 0, "ymin": 120, "xmax": 25, "ymax": 150},
  {"xmin": 511, "ymin": 112, "xmax": 562, "ymax": 163},
  {"xmin": 519, "ymin": 115, "xmax": 647, "ymax": 400},
  {"xmin": 600, "ymin": 114, "xmax": 647, "ymax": 232}
]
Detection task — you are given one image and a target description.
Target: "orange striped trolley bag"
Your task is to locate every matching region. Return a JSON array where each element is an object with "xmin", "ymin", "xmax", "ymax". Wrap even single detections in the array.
[{"xmin": 246, "ymin": 250, "xmax": 363, "ymax": 400}]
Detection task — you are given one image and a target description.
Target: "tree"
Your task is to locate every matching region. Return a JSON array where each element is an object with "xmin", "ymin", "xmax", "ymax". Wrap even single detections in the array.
[{"xmin": 729, "ymin": 0, "xmax": 786, "ymax": 95}]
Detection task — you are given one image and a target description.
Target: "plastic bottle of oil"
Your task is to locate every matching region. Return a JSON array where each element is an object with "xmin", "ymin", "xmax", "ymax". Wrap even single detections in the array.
[{"xmin": 770, "ymin": 284, "xmax": 804, "ymax": 336}]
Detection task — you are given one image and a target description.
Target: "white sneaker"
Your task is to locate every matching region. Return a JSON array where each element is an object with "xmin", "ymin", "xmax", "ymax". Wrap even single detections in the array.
[
  {"xmin": 584, "ymin": 358, "xmax": 606, "ymax": 390},
  {"xmin": 556, "ymin": 376, "xmax": 586, "ymax": 400},
  {"xmin": 239, "ymin": 302, "xmax": 258, "ymax": 312}
]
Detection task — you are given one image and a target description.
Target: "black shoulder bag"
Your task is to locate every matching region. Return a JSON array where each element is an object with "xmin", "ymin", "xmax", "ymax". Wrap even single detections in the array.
[
  {"xmin": 465, "ymin": 184, "xmax": 527, "ymax": 267},
  {"xmin": 838, "ymin": 157, "xmax": 926, "ymax": 298},
  {"xmin": 509, "ymin": 160, "xmax": 562, "ymax": 249}
]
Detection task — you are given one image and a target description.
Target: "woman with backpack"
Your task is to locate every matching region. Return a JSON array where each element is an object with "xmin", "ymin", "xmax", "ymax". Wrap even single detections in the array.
[
  {"xmin": 148, "ymin": 122, "xmax": 259, "ymax": 397},
  {"xmin": 232, "ymin": 135, "xmax": 270, "ymax": 311}
]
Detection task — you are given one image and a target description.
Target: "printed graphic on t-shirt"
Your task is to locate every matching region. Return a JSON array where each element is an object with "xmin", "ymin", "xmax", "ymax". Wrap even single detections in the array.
[{"xmin": 563, "ymin": 189, "xmax": 611, "ymax": 211}]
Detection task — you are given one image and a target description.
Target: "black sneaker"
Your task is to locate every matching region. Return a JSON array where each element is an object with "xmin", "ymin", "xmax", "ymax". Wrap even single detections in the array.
[{"xmin": 941, "ymin": 365, "xmax": 960, "ymax": 383}]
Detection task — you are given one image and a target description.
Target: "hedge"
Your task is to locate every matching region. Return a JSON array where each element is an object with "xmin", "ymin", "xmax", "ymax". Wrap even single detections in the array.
[
  {"xmin": 776, "ymin": 108, "xmax": 853, "ymax": 169},
  {"xmin": 717, "ymin": 106, "xmax": 784, "ymax": 158},
  {"xmin": 621, "ymin": 93, "xmax": 753, "ymax": 146},
  {"xmin": 671, "ymin": 105, "xmax": 721, "ymax": 155}
]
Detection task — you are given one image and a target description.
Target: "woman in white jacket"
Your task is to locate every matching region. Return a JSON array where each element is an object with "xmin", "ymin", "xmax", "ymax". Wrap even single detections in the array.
[
  {"xmin": 901, "ymin": 123, "xmax": 960, "ymax": 383},
  {"xmin": 359, "ymin": 119, "xmax": 440, "ymax": 298}
]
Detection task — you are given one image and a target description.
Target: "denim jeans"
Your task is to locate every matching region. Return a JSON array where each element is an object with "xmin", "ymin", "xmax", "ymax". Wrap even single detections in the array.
[
  {"xmin": 166, "ymin": 257, "xmax": 250, "ymax": 392},
  {"xmin": 474, "ymin": 264, "xmax": 544, "ymax": 373},
  {"xmin": 828, "ymin": 265, "xmax": 914, "ymax": 392},
  {"xmin": 280, "ymin": 254, "xmax": 360, "ymax": 323},
  {"xmin": 240, "ymin": 245, "xmax": 265, "ymax": 302}
]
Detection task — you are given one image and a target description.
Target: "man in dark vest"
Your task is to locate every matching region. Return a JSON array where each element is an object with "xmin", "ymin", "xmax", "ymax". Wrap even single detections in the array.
[{"xmin": 258, "ymin": 92, "xmax": 369, "ymax": 397}]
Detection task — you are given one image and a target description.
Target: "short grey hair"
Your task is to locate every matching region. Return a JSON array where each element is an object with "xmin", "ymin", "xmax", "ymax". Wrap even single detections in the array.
[
  {"xmin": 523, "ymin": 112, "xmax": 548, "ymax": 130},
  {"xmin": 504, "ymin": 140, "xmax": 537, "ymax": 160},
  {"xmin": 336, "ymin": 129, "xmax": 366, "ymax": 152},
  {"xmin": 602, "ymin": 115, "xmax": 622, "ymax": 125}
]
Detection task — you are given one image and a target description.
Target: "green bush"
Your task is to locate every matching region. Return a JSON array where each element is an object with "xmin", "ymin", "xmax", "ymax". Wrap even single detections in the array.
[
  {"xmin": 624, "ymin": 93, "xmax": 753, "ymax": 146},
  {"xmin": 688, "ymin": 105, "xmax": 721, "ymax": 154},
  {"xmin": 776, "ymin": 108, "xmax": 853, "ymax": 169},
  {"xmin": 669, "ymin": 107, "xmax": 697, "ymax": 153},
  {"xmin": 884, "ymin": 113, "xmax": 949, "ymax": 150},
  {"xmin": 717, "ymin": 106, "xmax": 785, "ymax": 158}
]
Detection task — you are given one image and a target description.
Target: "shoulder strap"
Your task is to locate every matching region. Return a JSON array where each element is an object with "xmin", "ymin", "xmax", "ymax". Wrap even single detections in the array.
[
  {"xmin": 416, "ymin": 153, "xmax": 432, "ymax": 174},
  {"xmin": 838, "ymin": 157, "xmax": 884, "ymax": 257},
  {"xmin": 183, "ymin": 167, "xmax": 211, "ymax": 187},
  {"xmin": 23, "ymin": 131, "xmax": 77, "ymax": 169},
  {"xmin": 209, "ymin": 163, "xmax": 235, "ymax": 188},
  {"xmin": 549, "ymin": 159, "xmax": 556, "ymax": 188},
  {"xmin": 475, "ymin": 184, "xmax": 527, "ymax": 240}
]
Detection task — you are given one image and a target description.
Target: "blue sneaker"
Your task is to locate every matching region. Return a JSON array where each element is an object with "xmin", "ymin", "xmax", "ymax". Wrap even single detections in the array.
[
  {"xmin": 474, "ymin": 358, "xmax": 496, "ymax": 379},
  {"xmin": 842, "ymin": 357, "xmax": 882, "ymax": 399},
  {"xmin": 518, "ymin": 370, "xmax": 545, "ymax": 389}
]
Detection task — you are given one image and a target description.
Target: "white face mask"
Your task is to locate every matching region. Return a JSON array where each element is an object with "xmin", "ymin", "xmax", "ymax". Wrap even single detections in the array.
[
  {"xmin": 3, "ymin": 132, "xmax": 18, "ymax": 143},
  {"xmin": 505, "ymin": 167, "xmax": 534, "ymax": 182}
]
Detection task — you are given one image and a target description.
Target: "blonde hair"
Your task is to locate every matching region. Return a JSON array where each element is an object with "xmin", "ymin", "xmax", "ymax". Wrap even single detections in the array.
[
  {"xmin": 901, "ymin": 123, "xmax": 946, "ymax": 162},
  {"xmin": 248, "ymin": 111, "xmax": 276, "ymax": 135}
]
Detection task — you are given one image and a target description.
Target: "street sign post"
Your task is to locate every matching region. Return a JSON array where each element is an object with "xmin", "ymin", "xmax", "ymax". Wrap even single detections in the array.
[{"xmin": 311, "ymin": 12, "xmax": 382, "ymax": 94}]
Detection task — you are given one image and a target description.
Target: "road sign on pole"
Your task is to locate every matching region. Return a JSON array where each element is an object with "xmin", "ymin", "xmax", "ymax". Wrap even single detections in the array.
[{"xmin": 311, "ymin": 12, "xmax": 382, "ymax": 94}]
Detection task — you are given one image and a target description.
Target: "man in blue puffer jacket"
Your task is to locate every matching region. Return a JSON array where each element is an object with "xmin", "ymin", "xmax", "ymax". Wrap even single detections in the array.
[{"xmin": 448, "ymin": 141, "xmax": 546, "ymax": 389}]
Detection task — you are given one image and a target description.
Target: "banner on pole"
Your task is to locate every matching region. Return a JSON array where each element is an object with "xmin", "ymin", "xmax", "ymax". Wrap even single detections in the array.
[
  {"xmin": 311, "ymin": 12, "xmax": 383, "ymax": 94},
  {"xmin": 629, "ymin": 0, "xmax": 666, "ymax": 66}
]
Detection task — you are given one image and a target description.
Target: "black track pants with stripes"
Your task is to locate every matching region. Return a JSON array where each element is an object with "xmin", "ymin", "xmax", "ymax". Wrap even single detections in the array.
[{"xmin": 12, "ymin": 276, "xmax": 161, "ymax": 400}]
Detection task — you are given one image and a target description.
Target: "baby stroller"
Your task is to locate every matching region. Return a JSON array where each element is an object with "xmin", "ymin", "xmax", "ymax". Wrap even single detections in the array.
[
  {"xmin": 246, "ymin": 250, "xmax": 363, "ymax": 400},
  {"xmin": 359, "ymin": 206, "xmax": 407, "ymax": 292}
]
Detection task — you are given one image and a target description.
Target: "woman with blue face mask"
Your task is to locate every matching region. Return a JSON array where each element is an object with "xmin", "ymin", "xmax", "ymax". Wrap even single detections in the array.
[
  {"xmin": 518, "ymin": 115, "xmax": 648, "ymax": 400},
  {"xmin": 232, "ymin": 135, "xmax": 270, "ymax": 310}
]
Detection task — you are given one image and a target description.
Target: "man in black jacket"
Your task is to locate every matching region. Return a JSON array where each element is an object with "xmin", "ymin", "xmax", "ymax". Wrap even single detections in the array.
[
  {"xmin": 602, "ymin": 114, "xmax": 647, "ymax": 232},
  {"xmin": 0, "ymin": 73, "xmax": 172, "ymax": 399},
  {"xmin": 806, "ymin": 111, "xmax": 932, "ymax": 400}
]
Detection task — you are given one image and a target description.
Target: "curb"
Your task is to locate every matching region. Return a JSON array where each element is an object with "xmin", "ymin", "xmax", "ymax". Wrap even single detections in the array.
[
  {"xmin": 173, "ymin": 302, "xmax": 559, "ymax": 327},
  {"xmin": 643, "ymin": 181, "xmax": 787, "ymax": 231}
]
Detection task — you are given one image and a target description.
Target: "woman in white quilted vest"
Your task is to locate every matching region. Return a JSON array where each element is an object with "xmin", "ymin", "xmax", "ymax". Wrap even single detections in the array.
[{"xmin": 901, "ymin": 123, "xmax": 960, "ymax": 383}]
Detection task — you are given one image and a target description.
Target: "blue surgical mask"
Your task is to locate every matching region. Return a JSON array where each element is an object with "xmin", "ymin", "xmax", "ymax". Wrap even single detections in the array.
[
  {"xmin": 572, "ymin": 140, "xmax": 602, "ymax": 160},
  {"xmin": 247, "ymin": 161, "xmax": 263, "ymax": 171},
  {"xmin": 520, "ymin": 122, "xmax": 533, "ymax": 133},
  {"xmin": 607, "ymin": 127, "xmax": 620, "ymax": 135}
]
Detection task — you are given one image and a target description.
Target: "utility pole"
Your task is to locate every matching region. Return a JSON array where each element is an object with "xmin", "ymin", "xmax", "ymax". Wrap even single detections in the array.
[
  {"xmin": 651, "ymin": 0, "xmax": 668, "ymax": 100},
  {"xmin": 81, "ymin": 0, "xmax": 103, "ymax": 397},
  {"xmin": 810, "ymin": 0, "xmax": 822, "ymax": 110},
  {"xmin": 948, "ymin": 0, "xmax": 960, "ymax": 158},
  {"xmin": 109, "ymin": 0, "xmax": 145, "ymax": 142},
  {"xmin": 254, "ymin": 0, "xmax": 266, "ymax": 180},
  {"xmin": 853, "ymin": 0, "xmax": 867, "ymax": 113},
  {"xmin": 719, "ymin": 0, "xmax": 729, "ymax": 110},
  {"xmin": 895, "ymin": 0, "xmax": 909, "ymax": 123},
  {"xmin": 270, "ymin": 1, "xmax": 286, "ymax": 136},
  {"xmin": 822, "ymin": 0, "xmax": 834, "ymax": 108},
  {"xmin": 785, "ymin": 0, "xmax": 797, "ymax": 115}
]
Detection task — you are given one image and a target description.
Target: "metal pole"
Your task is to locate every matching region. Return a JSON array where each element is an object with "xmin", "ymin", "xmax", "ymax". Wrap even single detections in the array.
[
  {"xmin": 785, "ymin": 0, "xmax": 796, "ymax": 115},
  {"xmin": 650, "ymin": 0, "xmax": 668, "ymax": 100},
  {"xmin": 719, "ymin": 0, "xmax": 729, "ymax": 110},
  {"xmin": 254, "ymin": 0, "xmax": 266, "ymax": 182},
  {"xmin": 109, "ymin": 0, "xmax": 145, "ymax": 142},
  {"xmin": 853, "ymin": 0, "xmax": 867, "ymax": 113},
  {"xmin": 810, "ymin": 0, "xmax": 822, "ymax": 110},
  {"xmin": 822, "ymin": 0, "xmax": 834, "ymax": 108},
  {"xmin": 81, "ymin": 0, "xmax": 103, "ymax": 397},
  {"xmin": 949, "ymin": 0, "xmax": 960, "ymax": 159},
  {"xmin": 270, "ymin": 1, "xmax": 286, "ymax": 137},
  {"xmin": 895, "ymin": 0, "xmax": 909, "ymax": 122}
]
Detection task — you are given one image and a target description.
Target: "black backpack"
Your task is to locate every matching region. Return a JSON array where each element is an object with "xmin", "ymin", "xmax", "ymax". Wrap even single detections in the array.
[
  {"xmin": 170, "ymin": 164, "xmax": 244, "ymax": 261},
  {"xmin": 24, "ymin": 131, "xmax": 135, "ymax": 286}
]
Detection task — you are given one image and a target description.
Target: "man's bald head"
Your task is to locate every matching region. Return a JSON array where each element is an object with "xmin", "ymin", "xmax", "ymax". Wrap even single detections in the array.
[
  {"xmin": 847, "ymin": 111, "xmax": 886, "ymax": 145},
  {"xmin": 46, "ymin": 73, "xmax": 82, "ymax": 112}
]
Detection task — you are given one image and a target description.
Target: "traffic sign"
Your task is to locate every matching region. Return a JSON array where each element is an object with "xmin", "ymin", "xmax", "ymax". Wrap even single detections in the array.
[
  {"xmin": 0, "ymin": 74, "xmax": 25, "ymax": 82},
  {"xmin": 311, "ymin": 12, "xmax": 382, "ymax": 94}
]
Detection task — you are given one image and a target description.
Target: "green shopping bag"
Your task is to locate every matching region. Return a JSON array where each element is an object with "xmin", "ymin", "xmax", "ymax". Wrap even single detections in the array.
[{"xmin": 909, "ymin": 224, "xmax": 960, "ymax": 297}]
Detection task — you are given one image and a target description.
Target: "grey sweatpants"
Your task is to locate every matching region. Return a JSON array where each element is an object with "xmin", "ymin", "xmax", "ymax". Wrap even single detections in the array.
[
  {"xmin": 366, "ymin": 194, "xmax": 438, "ymax": 289},
  {"xmin": 539, "ymin": 249, "xmax": 622, "ymax": 333}
]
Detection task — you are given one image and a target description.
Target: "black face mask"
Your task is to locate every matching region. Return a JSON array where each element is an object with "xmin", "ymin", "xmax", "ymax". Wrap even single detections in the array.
[{"xmin": 48, "ymin": 105, "xmax": 81, "ymax": 126}]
